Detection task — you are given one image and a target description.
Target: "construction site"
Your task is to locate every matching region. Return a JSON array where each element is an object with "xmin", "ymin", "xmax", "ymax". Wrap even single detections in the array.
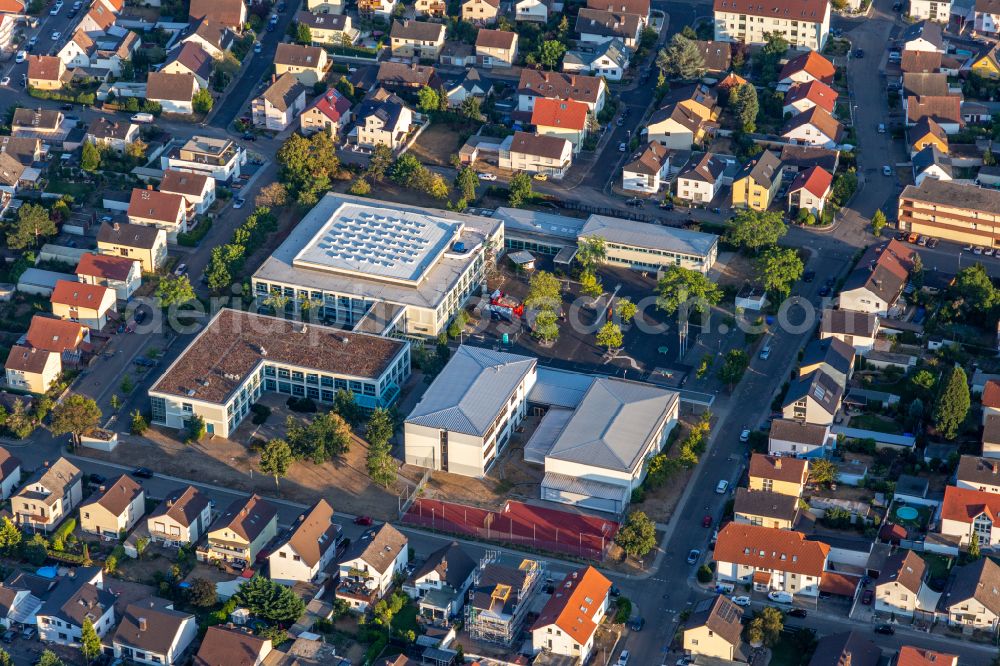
[{"xmin": 465, "ymin": 555, "xmax": 545, "ymax": 647}]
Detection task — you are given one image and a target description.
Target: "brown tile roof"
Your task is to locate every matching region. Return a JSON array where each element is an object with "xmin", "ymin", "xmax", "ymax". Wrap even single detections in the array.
[
  {"xmin": 901, "ymin": 178, "xmax": 1000, "ymax": 214},
  {"xmin": 166, "ymin": 41, "xmax": 214, "ymax": 83},
  {"xmin": 84, "ymin": 3, "xmax": 114, "ymax": 30},
  {"xmin": 748, "ymin": 453, "xmax": 808, "ymax": 484},
  {"xmin": 475, "ymin": 28, "xmax": 517, "ymax": 50},
  {"xmin": 0, "ymin": 136, "xmax": 42, "ymax": 165},
  {"xmin": 531, "ymin": 97, "xmax": 588, "ymax": 131},
  {"xmin": 957, "ymin": 455, "xmax": 1000, "ymax": 485},
  {"xmin": 779, "ymin": 51, "xmax": 836, "ymax": 84},
  {"xmin": 942, "ymin": 485, "xmax": 1000, "ymax": 525},
  {"xmin": 51, "ymin": 280, "xmax": 114, "ymax": 310},
  {"xmin": 26, "ymin": 316, "xmax": 86, "ymax": 354},
  {"xmin": 625, "ymin": 141, "xmax": 669, "ymax": 176},
  {"xmin": 22, "ymin": 458, "xmax": 81, "ymax": 496},
  {"xmin": 83, "ymin": 474, "xmax": 142, "ymax": 517},
  {"xmin": 715, "ymin": 0, "xmax": 827, "ymax": 20},
  {"xmin": 984, "ymin": 414, "xmax": 1000, "ymax": 445},
  {"xmin": 586, "ymin": 0, "xmax": 649, "ymax": 15},
  {"xmin": 194, "ymin": 626, "xmax": 271, "ymax": 666},
  {"xmin": 841, "ymin": 239, "xmax": 915, "ymax": 307},
  {"xmin": 114, "ymin": 598, "xmax": 194, "ymax": 657},
  {"xmin": 281, "ymin": 499, "xmax": 340, "ymax": 568},
  {"xmin": 737, "ymin": 149, "xmax": 781, "ymax": 187},
  {"xmin": 71, "ymin": 28, "xmax": 95, "ymax": 53},
  {"xmin": 677, "ymin": 151, "xmax": 723, "ymax": 183},
  {"xmin": 87, "ymin": 117, "xmax": 134, "ymax": 141},
  {"xmin": 519, "ymin": 70, "xmax": 605, "ymax": 105},
  {"xmin": 260, "ymin": 72, "xmax": 307, "ymax": 112},
  {"xmin": 4, "ymin": 345, "xmax": 53, "ymax": 374},
  {"xmin": 377, "ymin": 61, "xmax": 440, "ymax": 88},
  {"xmin": 685, "ymin": 594, "xmax": 743, "ymax": 647},
  {"xmin": 160, "ymin": 169, "xmax": 211, "ymax": 198},
  {"xmin": 769, "ymin": 418, "xmax": 831, "ymax": 447},
  {"xmin": 507, "ymin": 130, "xmax": 570, "ymax": 160},
  {"xmin": 784, "ymin": 80, "xmax": 838, "ymax": 114},
  {"xmin": 149, "ymin": 309, "xmax": 407, "ymax": 404},
  {"xmin": 390, "ymin": 19, "xmax": 445, "ymax": 42},
  {"xmin": 820, "ymin": 308, "xmax": 878, "ymax": 337},
  {"xmin": 714, "ymin": 523, "xmax": 829, "ymax": 576},
  {"xmin": 530, "ymin": 566, "xmax": 611, "ymax": 645},
  {"xmin": 783, "ymin": 105, "xmax": 842, "ymax": 141},
  {"xmin": 695, "ymin": 40, "xmax": 731, "ymax": 72},
  {"xmin": 411, "ymin": 541, "xmax": 475, "ymax": 589},
  {"xmin": 0, "ymin": 153, "xmax": 25, "ymax": 187},
  {"xmin": 808, "ymin": 632, "xmax": 880, "ymax": 666},
  {"xmin": 145, "ymin": 71, "xmax": 197, "ymax": 103},
  {"xmin": 984, "ymin": 380, "xmax": 1000, "ymax": 408},
  {"xmin": 189, "ymin": 0, "xmax": 245, "ymax": 28},
  {"xmin": 209, "ymin": 494, "xmax": 277, "ymax": 542},
  {"xmin": 911, "ymin": 116, "xmax": 948, "ymax": 150},
  {"xmin": 788, "ymin": 165, "xmax": 833, "ymax": 199},
  {"xmin": 97, "ymin": 221, "xmax": 162, "ymax": 249},
  {"xmin": 75, "ymin": 252, "xmax": 136, "ymax": 282},
  {"xmin": 946, "ymin": 557, "xmax": 1000, "ymax": 617},
  {"xmin": 12, "ymin": 108, "xmax": 61, "ymax": 131},
  {"xmin": 779, "ymin": 144, "xmax": 839, "ymax": 172},
  {"xmin": 341, "ymin": 523, "xmax": 407, "ymax": 575},
  {"xmin": 879, "ymin": 549, "xmax": 926, "ymax": 593},
  {"xmin": 897, "ymin": 647, "xmax": 957, "ymax": 666},
  {"xmin": 907, "ymin": 95, "xmax": 962, "ymax": 126},
  {"xmin": 734, "ymin": 488, "xmax": 799, "ymax": 521},
  {"xmin": 27, "ymin": 55, "xmax": 62, "ymax": 82},
  {"xmin": 148, "ymin": 485, "xmax": 210, "ymax": 528},
  {"xmin": 190, "ymin": 18, "xmax": 234, "ymax": 51},
  {"xmin": 902, "ymin": 51, "xmax": 943, "ymax": 75},
  {"xmin": 128, "ymin": 188, "xmax": 185, "ymax": 223},
  {"xmin": 903, "ymin": 72, "xmax": 949, "ymax": 98},
  {"xmin": 575, "ymin": 8, "xmax": 642, "ymax": 39},
  {"xmin": 648, "ymin": 101, "xmax": 703, "ymax": 132},
  {"xmin": 275, "ymin": 43, "xmax": 325, "ymax": 68}
]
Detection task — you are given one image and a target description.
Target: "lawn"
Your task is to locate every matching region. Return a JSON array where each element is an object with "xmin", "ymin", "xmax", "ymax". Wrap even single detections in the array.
[
  {"xmin": 46, "ymin": 179, "xmax": 93, "ymax": 200},
  {"xmin": 921, "ymin": 553, "xmax": 953, "ymax": 583},
  {"xmin": 390, "ymin": 604, "xmax": 419, "ymax": 636},
  {"xmin": 769, "ymin": 630, "xmax": 815, "ymax": 666},
  {"xmin": 850, "ymin": 412, "xmax": 904, "ymax": 434}
]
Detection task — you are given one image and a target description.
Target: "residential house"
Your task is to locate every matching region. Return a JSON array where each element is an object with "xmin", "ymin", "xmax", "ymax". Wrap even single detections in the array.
[
  {"xmin": 517, "ymin": 70, "xmax": 607, "ymax": 114},
  {"xmin": 127, "ymin": 188, "xmax": 188, "ymax": 240},
  {"xmin": 644, "ymin": 103, "xmax": 710, "ymax": 149},
  {"xmin": 194, "ymin": 626, "xmax": 272, "ymax": 666},
  {"xmin": 531, "ymin": 98, "xmax": 589, "ymax": 153},
  {"xmin": 11, "ymin": 108, "xmax": 63, "ymax": 137},
  {"xmin": 787, "ymin": 165, "xmax": 833, "ymax": 216},
  {"xmin": 50, "ymin": 280, "xmax": 116, "ymax": 330},
  {"xmin": 74, "ymin": 253, "xmax": 141, "ymax": 301},
  {"xmin": 783, "ymin": 80, "xmax": 838, "ymax": 117},
  {"xmin": 907, "ymin": 96, "xmax": 963, "ymax": 133},
  {"xmin": 36, "ymin": 568, "xmax": 115, "ymax": 647},
  {"xmin": 337, "ymin": 523, "xmax": 408, "ymax": 612},
  {"xmin": 768, "ymin": 419, "xmax": 836, "ymax": 458},
  {"xmin": 26, "ymin": 55, "xmax": 67, "ymax": 91},
  {"xmin": 445, "ymin": 67, "xmax": 493, "ymax": 105},
  {"xmin": 902, "ymin": 49, "xmax": 945, "ymax": 73},
  {"xmin": 958, "ymin": 455, "xmax": 1000, "ymax": 493},
  {"xmin": 403, "ymin": 541, "xmax": 476, "ymax": 621},
  {"xmin": 587, "ymin": 0, "xmax": 650, "ymax": 22},
  {"xmin": 695, "ymin": 39, "xmax": 732, "ymax": 74},
  {"xmin": 899, "ymin": 179, "xmax": 1000, "ymax": 248},
  {"xmin": 389, "ymin": 20, "xmax": 446, "ymax": 60},
  {"xmin": 911, "ymin": 0, "xmax": 952, "ymax": 20},
  {"xmin": 295, "ymin": 11, "xmax": 358, "ymax": 46},
  {"xmin": 941, "ymin": 485, "xmax": 1000, "ymax": 548},
  {"xmin": 903, "ymin": 72, "xmax": 949, "ymax": 99},
  {"xmin": 0, "ymin": 154, "xmax": 26, "ymax": 195},
  {"xmin": 161, "ymin": 42, "xmax": 214, "ymax": 89},
  {"xmin": 969, "ymin": 43, "xmax": 1000, "ymax": 78},
  {"xmin": 113, "ymin": 599, "xmax": 197, "ymax": 666},
  {"xmin": 200, "ymin": 494, "xmax": 278, "ymax": 567},
  {"xmin": 984, "ymin": 382, "xmax": 1000, "ymax": 424},
  {"xmin": 475, "ymin": 29, "xmax": 518, "ymax": 67},
  {"xmin": 0, "ymin": 14, "xmax": 15, "ymax": 54},
  {"xmin": 734, "ymin": 488, "xmax": 800, "ymax": 529},
  {"xmin": 0, "ymin": 449, "xmax": 21, "ymax": 501},
  {"xmin": 78, "ymin": 2, "xmax": 115, "ymax": 33},
  {"xmin": 898, "ymin": 648, "xmax": 957, "ymax": 666},
  {"xmin": 0, "ymin": 571, "xmax": 53, "ymax": 630},
  {"xmin": 679, "ymin": 84, "xmax": 720, "ymax": 123},
  {"xmin": 24, "ymin": 315, "xmax": 89, "ymax": 361},
  {"xmin": 839, "ymin": 239, "xmax": 915, "ymax": 315},
  {"xmin": 462, "ymin": 0, "xmax": 500, "ymax": 24},
  {"xmin": 376, "ymin": 61, "xmax": 442, "ymax": 92},
  {"xmin": 622, "ymin": 142, "xmax": 670, "ymax": 194},
  {"xmin": 530, "ymin": 566, "xmax": 611, "ymax": 663},
  {"xmin": 713, "ymin": 0, "xmax": 831, "ymax": 51},
  {"xmin": 515, "ymin": 0, "xmax": 558, "ymax": 23},
  {"xmin": 268, "ymin": 499, "xmax": 342, "ymax": 585},
  {"xmin": 779, "ymin": 51, "xmax": 836, "ymax": 87},
  {"xmin": 274, "ymin": 43, "xmax": 328, "ymax": 86},
  {"xmin": 499, "ymin": 131, "xmax": 573, "ymax": 178},
  {"xmin": 252, "ymin": 73, "xmax": 307, "ymax": 131},
  {"xmin": 943, "ymin": 557, "xmax": 1000, "ymax": 631},
  {"xmin": 732, "ymin": 150, "xmax": 782, "ymax": 210},
  {"xmin": 12, "ymin": 458, "xmax": 83, "ymax": 533},
  {"xmin": 159, "ymin": 169, "xmax": 216, "ymax": 217},
  {"xmin": 83, "ymin": 30, "xmax": 140, "ymax": 77},
  {"xmin": 782, "ymin": 106, "xmax": 842, "ymax": 148},
  {"xmin": 682, "ymin": 595, "xmax": 744, "ymax": 661},
  {"xmin": 97, "ymin": 221, "xmax": 168, "ymax": 273},
  {"xmin": 912, "ymin": 145, "xmax": 953, "ymax": 185},
  {"xmin": 181, "ymin": 19, "xmax": 234, "ymax": 60},
  {"xmin": 465, "ymin": 559, "xmax": 543, "ymax": 645},
  {"xmin": 85, "ymin": 118, "xmax": 139, "ymax": 154},
  {"xmin": 300, "ymin": 88, "xmax": 353, "ymax": 137},
  {"xmin": 146, "ymin": 485, "xmax": 212, "ymax": 548},
  {"xmin": 160, "ymin": 135, "xmax": 245, "ymax": 182},
  {"xmin": 676, "ymin": 152, "xmax": 726, "ymax": 203},
  {"xmin": 819, "ymin": 308, "xmax": 879, "ymax": 354},
  {"xmin": 978, "ymin": 0, "xmax": 1000, "ymax": 35},
  {"xmin": 145, "ymin": 72, "xmax": 198, "ymax": 115},
  {"xmin": 874, "ymin": 549, "xmax": 929, "ymax": 616},
  {"xmin": 352, "ymin": 89, "xmax": 414, "ymax": 150},
  {"xmin": 799, "ymin": 337, "xmax": 855, "ymax": 386},
  {"xmin": 0, "ymin": 136, "xmax": 43, "ymax": 166},
  {"xmin": 79, "ymin": 474, "xmax": 145, "ymax": 539},
  {"xmin": 188, "ymin": 0, "xmax": 246, "ymax": 31},
  {"xmin": 781, "ymin": 368, "xmax": 843, "ymax": 426},
  {"xmin": 4, "ymin": 346, "xmax": 60, "ymax": 394},
  {"xmin": 357, "ymin": 0, "xmax": 397, "ymax": 18},
  {"xmin": 903, "ymin": 19, "xmax": 945, "ymax": 52},
  {"xmin": 575, "ymin": 8, "xmax": 642, "ymax": 49},
  {"xmin": 563, "ymin": 38, "xmax": 630, "ymax": 81},
  {"xmin": 415, "ymin": 0, "xmax": 446, "ymax": 17},
  {"xmin": 748, "ymin": 453, "xmax": 809, "ymax": 496},
  {"xmin": 713, "ymin": 523, "xmax": 830, "ymax": 597},
  {"xmin": 808, "ymin": 633, "xmax": 881, "ymax": 666}
]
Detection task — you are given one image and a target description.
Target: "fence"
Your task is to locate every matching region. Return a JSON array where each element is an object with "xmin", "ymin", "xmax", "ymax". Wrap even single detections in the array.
[{"xmin": 402, "ymin": 498, "xmax": 618, "ymax": 561}]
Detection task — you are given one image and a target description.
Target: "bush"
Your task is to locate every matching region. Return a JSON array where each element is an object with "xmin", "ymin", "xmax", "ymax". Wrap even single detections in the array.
[
  {"xmin": 696, "ymin": 564, "xmax": 714, "ymax": 583},
  {"xmin": 251, "ymin": 404, "xmax": 271, "ymax": 425},
  {"xmin": 176, "ymin": 218, "xmax": 213, "ymax": 247},
  {"xmin": 613, "ymin": 597, "xmax": 632, "ymax": 623},
  {"xmin": 28, "ymin": 87, "xmax": 96, "ymax": 105},
  {"xmin": 286, "ymin": 397, "xmax": 317, "ymax": 413}
]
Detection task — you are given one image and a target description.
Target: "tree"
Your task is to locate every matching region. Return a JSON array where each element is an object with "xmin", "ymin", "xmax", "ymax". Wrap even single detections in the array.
[
  {"xmin": 417, "ymin": 85, "xmax": 440, "ymax": 113},
  {"xmin": 349, "ymin": 177, "xmax": 371, "ymax": 195},
  {"xmin": 536, "ymin": 40, "xmax": 566, "ymax": 69},
  {"xmin": 577, "ymin": 236, "xmax": 607, "ymax": 271},
  {"xmin": 206, "ymin": 250, "xmax": 233, "ymax": 291},
  {"xmin": 617, "ymin": 298, "xmax": 637, "ymax": 323},
  {"xmin": 36, "ymin": 651, "xmax": 65, "ymax": 666},
  {"xmin": 459, "ymin": 95, "xmax": 481, "ymax": 120},
  {"xmin": 367, "ymin": 433, "xmax": 397, "ymax": 488},
  {"xmin": 954, "ymin": 263, "xmax": 998, "ymax": 312},
  {"xmin": 277, "ymin": 132, "xmax": 340, "ymax": 205},
  {"xmin": 80, "ymin": 619, "xmax": 102, "ymax": 665},
  {"xmin": 0, "ymin": 518, "xmax": 21, "ymax": 556},
  {"xmin": 912, "ymin": 370, "xmax": 936, "ymax": 391},
  {"xmin": 256, "ymin": 182, "xmax": 289, "ymax": 209},
  {"xmin": 728, "ymin": 209, "xmax": 787, "ymax": 252},
  {"xmin": 50, "ymin": 394, "xmax": 101, "ymax": 448},
  {"xmin": 81, "ymin": 141, "xmax": 101, "ymax": 171},
  {"xmin": 7, "ymin": 203, "xmax": 57, "ymax": 250},
  {"xmin": 332, "ymin": 389, "xmax": 362, "ymax": 425},
  {"xmin": 717, "ymin": 349, "xmax": 749, "ymax": 389},
  {"xmin": 295, "ymin": 21, "xmax": 312, "ymax": 44},
  {"xmin": 596, "ymin": 321, "xmax": 623, "ymax": 351},
  {"xmin": 424, "ymin": 172, "xmax": 450, "ymax": 199},
  {"xmin": 508, "ymin": 171, "xmax": 534, "ymax": 207},
  {"xmin": 186, "ymin": 578, "xmax": 218, "ymax": 607},
  {"xmin": 757, "ymin": 246, "xmax": 803, "ymax": 297},
  {"xmin": 656, "ymin": 266, "xmax": 722, "ymax": 315},
  {"xmin": 732, "ymin": 82, "xmax": 759, "ymax": 133},
  {"xmin": 0, "ymin": 648, "xmax": 11, "ymax": 666},
  {"xmin": 455, "ymin": 166, "xmax": 479, "ymax": 201},
  {"xmin": 286, "ymin": 411, "xmax": 352, "ymax": 464},
  {"xmin": 125, "ymin": 139, "xmax": 148, "ymax": 161},
  {"xmin": 156, "ymin": 274, "xmax": 196, "ymax": 307},
  {"xmin": 524, "ymin": 270, "xmax": 562, "ymax": 311},
  {"xmin": 656, "ymin": 34, "xmax": 706, "ymax": 80},
  {"xmin": 192, "ymin": 88, "xmax": 214, "ymax": 114},
  {"xmin": 367, "ymin": 144, "xmax": 394, "ymax": 182},
  {"xmin": 233, "ymin": 575, "xmax": 306, "ymax": 623},
  {"xmin": 390, "ymin": 153, "xmax": 423, "ymax": 187},
  {"xmin": 615, "ymin": 511, "xmax": 656, "ymax": 558},
  {"xmin": 970, "ymin": 535, "xmax": 982, "ymax": 559},
  {"xmin": 335, "ymin": 75, "xmax": 355, "ymax": 99},
  {"xmin": 130, "ymin": 410, "xmax": 148, "ymax": 435},
  {"xmin": 934, "ymin": 365, "xmax": 970, "ymax": 439},
  {"xmin": 532, "ymin": 309, "xmax": 560, "ymax": 342},
  {"xmin": 366, "ymin": 408, "xmax": 394, "ymax": 449},
  {"xmin": 260, "ymin": 438, "xmax": 293, "ymax": 488},
  {"xmin": 580, "ymin": 270, "xmax": 603, "ymax": 298},
  {"xmin": 186, "ymin": 414, "xmax": 206, "ymax": 443},
  {"xmin": 871, "ymin": 209, "xmax": 887, "ymax": 237},
  {"xmin": 756, "ymin": 607, "xmax": 784, "ymax": 646},
  {"xmin": 808, "ymin": 458, "xmax": 837, "ymax": 485}
]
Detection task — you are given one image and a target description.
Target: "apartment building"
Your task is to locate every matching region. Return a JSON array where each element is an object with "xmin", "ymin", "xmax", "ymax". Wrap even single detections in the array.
[
  {"xmin": 713, "ymin": 0, "xmax": 831, "ymax": 50},
  {"xmin": 160, "ymin": 136, "xmax": 246, "ymax": 182},
  {"xmin": 274, "ymin": 43, "xmax": 328, "ymax": 86},
  {"xmin": 781, "ymin": 369, "xmax": 843, "ymax": 426},
  {"xmin": 683, "ymin": 595, "xmax": 744, "ymax": 661},
  {"xmin": 733, "ymin": 488, "xmax": 799, "ymax": 529},
  {"xmin": 530, "ymin": 566, "xmax": 611, "ymax": 663},
  {"xmin": 714, "ymin": 523, "xmax": 830, "ymax": 598},
  {"xmin": 839, "ymin": 239, "xmax": 915, "ymax": 316},
  {"xmin": 499, "ymin": 131, "xmax": 574, "ymax": 178},
  {"xmin": 113, "ymin": 599, "xmax": 197, "ymax": 666},
  {"xmin": 819, "ymin": 308, "xmax": 880, "ymax": 354},
  {"xmin": 337, "ymin": 524, "xmax": 408, "ymax": 612},
  {"xmin": 465, "ymin": 559, "xmax": 542, "ymax": 646},
  {"xmin": 768, "ymin": 419, "xmax": 836, "ymax": 458},
  {"xmin": 748, "ymin": 453, "xmax": 808, "ymax": 496},
  {"xmin": 74, "ymin": 253, "xmax": 141, "ymax": 301},
  {"xmin": 352, "ymin": 89, "xmax": 414, "ymax": 150},
  {"xmin": 403, "ymin": 541, "xmax": 476, "ymax": 621},
  {"xmin": 898, "ymin": 179, "xmax": 1000, "ymax": 248},
  {"xmin": 676, "ymin": 152, "xmax": 726, "ymax": 203},
  {"xmin": 252, "ymin": 73, "xmax": 308, "ymax": 131},
  {"xmin": 97, "ymin": 221, "xmax": 167, "ymax": 272},
  {"xmin": 944, "ymin": 557, "xmax": 1000, "ymax": 631},
  {"xmin": 294, "ymin": 11, "xmax": 358, "ymax": 45},
  {"xmin": 158, "ymin": 169, "xmax": 216, "ymax": 218},
  {"xmin": 36, "ymin": 568, "xmax": 115, "ymax": 647},
  {"xmin": 389, "ymin": 20, "xmax": 446, "ymax": 59},
  {"xmin": 531, "ymin": 98, "xmax": 589, "ymax": 152},
  {"xmin": 732, "ymin": 150, "xmax": 782, "ymax": 210},
  {"xmin": 12, "ymin": 458, "xmax": 83, "ymax": 533},
  {"xmin": 475, "ymin": 28, "xmax": 518, "ymax": 66},
  {"xmin": 622, "ymin": 142, "xmax": 670, "ymax": 194},
  {"xmin": 50, "ymin": 280, "xmax": 117, "ymax": 330},
  {"xmin": 517, "ymin": 70, "xmax": 607, "ymax": 114},
  {"xmin": 462, "ymin": 0, "xmax": 500, "ymax": 23},
  {"xmin": 5, "ymin": 346, "xmax": 60, "ymax": 394}
]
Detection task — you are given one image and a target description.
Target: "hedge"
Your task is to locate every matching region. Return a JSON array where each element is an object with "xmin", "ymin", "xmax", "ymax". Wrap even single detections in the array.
[
  {"xmin": 46, "ymin": 549, "xmax": 87, "ymax": 565},
  {"xmin": 51, "ymin": 517, "xmax": 76, "ymax": 545},
  {"xmin": 28, "ymin": 88, "xmax": 96, "ymax": 106},
  {"xmin": 176, "ymin": 218, "xmax": 213, "ymax": 247}
]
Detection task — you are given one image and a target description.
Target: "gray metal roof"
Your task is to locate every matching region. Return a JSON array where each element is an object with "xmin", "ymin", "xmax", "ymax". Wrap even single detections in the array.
[
  {"xmin": 494, "ymin": 207, "xmax": 587, "ymax": 242},
  {"xmin": 545, "ymin": 378, "xmax": 677, "ymax": 473},
  {"xmin": 405, "ymin": 345, "xmax": 536, "ymax": 436},
  {"xmin": 528, "ymin": 367, "xmax": 596, "ymax": 408},
  {"xmin": 579, "ymin": 214, "xmax": 718, "ymax": 258}
]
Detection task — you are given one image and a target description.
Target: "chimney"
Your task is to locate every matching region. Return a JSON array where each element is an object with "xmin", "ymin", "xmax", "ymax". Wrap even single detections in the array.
[
  {"xmin": 44, "ymin": 461, "xmax": 50, "ymax": 468},
  {"xmin": 138, "ymin": 617, "xmax": 147, "ymax": 631},
  {"xmin": 99, "ymin": 485, "xmax": 106, "ymax": 493},
  {"xmin": 774, "ymin": 458, "xmax": 782, "ymax": 470},
  {"xmin": 112, "ymin": 222, "xmax": 120, "ymax": 231},
  {"xmin": 146, "ymin": 184, "xmax": 153, "ymax": 191}
]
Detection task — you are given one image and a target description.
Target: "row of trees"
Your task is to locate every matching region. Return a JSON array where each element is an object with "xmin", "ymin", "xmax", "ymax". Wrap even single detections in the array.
[{"xmin": 205, "ymin": 207, "xmax": 279, "ymax": 291}]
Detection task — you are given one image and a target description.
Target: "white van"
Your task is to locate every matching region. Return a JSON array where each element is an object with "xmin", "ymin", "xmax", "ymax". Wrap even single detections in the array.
[
  {"xmin": 768, "ymin": 591, "xmax": 794, "ymax": 604},
  {"xmin": 131, "ymin": 112, "xmax": 154, "ymax": 123}
]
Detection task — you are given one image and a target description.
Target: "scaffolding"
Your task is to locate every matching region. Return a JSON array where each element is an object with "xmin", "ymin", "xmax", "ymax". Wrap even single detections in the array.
[{"xmin": 465, "ymin": 555, "xmax": 544, "ymax": 646}]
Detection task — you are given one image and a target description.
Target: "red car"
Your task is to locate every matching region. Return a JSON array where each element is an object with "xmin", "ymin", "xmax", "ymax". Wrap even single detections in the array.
[
  {"xmin": 354, "ymin": 515, "xmax": 373, "ymax": 526},
  {"xmin": 702, "ymin": 515, "xmax": 713, "ymax": 528},
  {"xmin": 861, "ymin": 589, "xmax": 873, "ymax": 605}
]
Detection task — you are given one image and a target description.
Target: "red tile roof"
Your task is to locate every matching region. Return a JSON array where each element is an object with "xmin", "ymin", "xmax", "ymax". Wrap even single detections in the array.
[
  {"xmin": 530, "ymin": 566, "xmax": 611, "ymax": 645},
  {"xmin": 906, "ymin": 95, "xmax": 963, "ymax": 127},
  {"xmin": 25, "ymin": 316, "xmax": 87, "ymax": 353},
  {"xmin": 713, "ymin": 523, "xmax": 829, "ymax": 577},
  {"xmin": 27, "ymin": 55, "xmax": 63, "ymax": 82},
  {"xmin": 308, "ymin": 89, "xmax": 352, "ymax": 123},
  {"xmin": 819, "ymin": 571, "xmax": 861, "ymax": 596},
  {"xmin": 128, "ymin": 188, "xmax": 185, "ymax": 223},
  {"xmin": 779, "ymin": 51, "xmax": 836, "ymax": 84},
  {"xmin": 788, "ymin": 165, "xmax": 833, "ymax": 199},
  {"xmin": 50, "ymin": 280, "xmax": 114, "ymax": 310},
  {"xmin": 531, "ymin": 98, "xmax": 588, "ymax": 131},
  {"xmin": 942, "ymin": 485, "xmax": 1000, "ymax": 524},
  {"xmin": 983, "ymin": 379, "xmax": 1000, "ymax": 408},
  {"xmin": 784, "ymin": 80, "xmax": 838, "ymax": 114},
  {"xmin": 4, "ymin": 345, "xmax": 54, "ymax": 374},
  {"xmin": 75, "ymin": 253, "xmax": 136, "ymax": 282},
  {"xmin": 897, "ymin": 647, "xmax": 957, "ymax": 666}
]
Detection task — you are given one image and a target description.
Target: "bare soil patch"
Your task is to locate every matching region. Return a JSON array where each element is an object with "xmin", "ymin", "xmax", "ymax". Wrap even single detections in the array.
[{"xmin": 409, "ymin": 122, "xmax": 473, "ymax": 166}]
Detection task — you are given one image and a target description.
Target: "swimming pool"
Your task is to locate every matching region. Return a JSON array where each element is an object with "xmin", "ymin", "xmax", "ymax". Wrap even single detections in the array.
[{"xmin": 896, "ymin": 506, "xmax": 919, "ymax": 521}]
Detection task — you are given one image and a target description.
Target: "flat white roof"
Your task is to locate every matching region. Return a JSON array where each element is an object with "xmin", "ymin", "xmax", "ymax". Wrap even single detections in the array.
[{"xmin": 580, "ymin": 215, "xmax": 718, "ymax": 258}]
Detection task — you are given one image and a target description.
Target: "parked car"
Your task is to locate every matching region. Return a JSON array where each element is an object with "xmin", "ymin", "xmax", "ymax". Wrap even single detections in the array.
[
  {"xmin": 731, "ymin": 595, "xmax": 751, "ymax": 606},
  {"xmin": 739, "ymin": 428, "xmax": 751, "ymax": 442},
  {"xmin": 759, "ymin": 345, "xmax": 771, "ymax": 360},
  {"xmin": 861, "ymin": 589, "xmax": 874, "ymax": 605},
  {"xmin": 618, "ymin": 142, "xmax": 627, "ymax": 152},
  {"xmin": 533, "ymin": 173, "xmax": 548, "ymax": 181},
  {"xmin": 768, "ymin": 591, "xmax": 793, "ymax": 604},
  {"xmin": 133, "ymin": 357, "xmax": 158, "ymax": 368},
  {"xmin": 702, "ymin": 515, "xmax": 712, "ymax": 528},
  {"xmin": 883, "ymin": 165, "xmax": 893, "ymax": 176},
  {"xmin": 659, "ymin": 200, "xmax": 674, "ymax": 210},
  {"xmin": 626, "ymin": 197, "xmax": 643, "ymax": 207},
  {"xmin": 173, "ymin": 263, "xmax": 188, "ymax": 276},
  {"xmin": 877, "ymin": 123, "xmax": 886, "ymax": 133},
  {"xmin": 686, "ymin": 549, "xmax": 701, "ymax": 564},
  {"xmin": 818, "ymin": 286, "xmax": 831, "ymax": 297},
  {"xmin": 927, "ymin": 238, "xmax": 939, "ymax": 248},
  {"xmin": 629, "ymin": 617, "xmax": 645, "ymax": 631},
  {"xmin": 21, "ymin": 627, "xmax": 35, "ymax": 640},
  {"xmin": 87, "ymin": 473, "xmax": 107, "ymax": 485},
  {"xmin": 132, "ymin": 467, "xmax": 154, "ymax": 479},
  {"xmin": 988, "ymin": 248, "xmax": 997, "ymax": 257},
  {"xmin": 233, "ymin": 197, "xmax": 246, "ymax": 209},
  {"xmin": 0, "ymin": 77, "xmax": 8, "ymax": 86},
  {"xmin": 853, "ymin": 48, "xmax": 864, "ymax": 58},
  {"xmin": 254, "ymin": 41, "xmax": 262, "ymax": 53},
  {"xmin": 617, "ymin": 650, "xmax": 630, "ymax": 666},
  {"xmin": 715, "ymin": 479, "xmax": 729, "ymax": 494},
  {"xmin": 802, "ymin": 270, "xmax": 815, "ymax": 282},
  {"xmin": 50, "ymin": 0, "xmax": 62, "ymax": 14},
  {"xmin": 14, "ymin": 50, "xmax": 26, "ymax": 63},
  {"xmin": 0, "ymin": 630, "xmax": 13, "ymax": 643},
  {"xmin": 787, "ymin": 608, "xmax": 808, "ymax": 618},
  {"xmin": 354, "ymin": 515, "xmax": 373, "ymax": 526},
  {"xmin": 478, "ymin": 172, "xmax": 497, "ymax": 181},
  {"xmin": 50, "ymin": 30, "xmax": 61, "ymax": 40},
  {"xmin": 874, "ymin": 624, "xmax": 895, "ymax": 635},
  {"xmin": 975, "ymin": 246, "xmax": 984, "ymax": 255}
]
